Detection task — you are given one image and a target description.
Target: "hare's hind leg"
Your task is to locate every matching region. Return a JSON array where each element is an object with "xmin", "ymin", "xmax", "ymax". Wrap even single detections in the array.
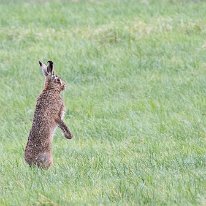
[{"xmin": 36, "ymin": 152, "xmax": 53, "ymax": 169}]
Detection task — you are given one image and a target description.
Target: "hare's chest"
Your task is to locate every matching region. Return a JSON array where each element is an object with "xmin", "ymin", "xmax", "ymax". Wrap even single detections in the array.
[{"xmin": 60, "ymin": 105, "xmax": 65, "ymax": 120}]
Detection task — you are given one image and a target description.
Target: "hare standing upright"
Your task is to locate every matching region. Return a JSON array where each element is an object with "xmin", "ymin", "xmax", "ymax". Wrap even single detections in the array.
[{"xmin": 24, "ymin": 61, "xmax": 73, "ymax": 169}]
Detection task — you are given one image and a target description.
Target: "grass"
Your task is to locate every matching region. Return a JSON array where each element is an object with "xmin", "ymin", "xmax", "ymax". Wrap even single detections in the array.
[{"xmin": 1, "ymin": 0, "xmax": 206, "ymax": 205}]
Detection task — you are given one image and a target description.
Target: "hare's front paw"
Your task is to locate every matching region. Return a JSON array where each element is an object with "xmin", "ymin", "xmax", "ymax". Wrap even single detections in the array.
[{"xmin": 65, "ymin": 132, "xmax": 73, "ymax": 139}]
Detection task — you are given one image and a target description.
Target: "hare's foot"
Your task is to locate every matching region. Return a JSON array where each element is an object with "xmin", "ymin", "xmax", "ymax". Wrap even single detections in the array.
[{"xmin": 35, "ymin": 152, "xmax": 53, "ymax": 169}]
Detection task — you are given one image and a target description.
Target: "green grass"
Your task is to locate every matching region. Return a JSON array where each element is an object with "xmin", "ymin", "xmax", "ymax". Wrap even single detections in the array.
[{"xmin": 1, "ymin": 0, "xmax": 206, "ymax": 205}]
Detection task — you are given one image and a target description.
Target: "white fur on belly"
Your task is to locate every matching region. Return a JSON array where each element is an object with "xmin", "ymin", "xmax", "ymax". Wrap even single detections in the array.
[
  {"xmin": 61, "ymin": 110, "xmax": 65, "ymax": 120},
  {"xmin": 51, "ymin": 126, "xmax": 57, "ymax": 138}
]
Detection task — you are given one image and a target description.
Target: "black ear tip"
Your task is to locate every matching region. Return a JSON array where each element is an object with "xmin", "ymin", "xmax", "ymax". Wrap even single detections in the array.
[
  {"xmin": 39, "ymin": 61, "xmax": 42, "ymax": 66},
  {"xmin": 48, "ymin": 60, "xmax": 53, "ymax": 65}
]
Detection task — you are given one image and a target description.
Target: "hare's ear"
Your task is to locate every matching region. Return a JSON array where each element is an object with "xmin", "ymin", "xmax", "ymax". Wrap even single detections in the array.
[
  {"xmin": 47, "ymin": 61, "xmax": 54, "ymax": 75},
  {"xmin": 39, "ymin": 61, "xmax": 49, "ymax": 76}
]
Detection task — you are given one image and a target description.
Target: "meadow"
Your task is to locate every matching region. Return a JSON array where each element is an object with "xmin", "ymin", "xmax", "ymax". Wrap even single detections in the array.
[{"xmin": 1, "ymin": 0, "xmax": 206, "ymax": 205}]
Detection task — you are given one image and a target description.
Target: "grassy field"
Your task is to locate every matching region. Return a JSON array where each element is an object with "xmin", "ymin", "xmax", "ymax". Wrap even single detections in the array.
[{"xmin": 1, "ymin": 0, "xmax": 206, "ymax": 205}]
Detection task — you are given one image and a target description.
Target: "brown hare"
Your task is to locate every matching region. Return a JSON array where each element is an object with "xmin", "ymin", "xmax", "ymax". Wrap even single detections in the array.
[{"xmin": 24, "ymin": 61, "xmax": 73, "ymax": 169}]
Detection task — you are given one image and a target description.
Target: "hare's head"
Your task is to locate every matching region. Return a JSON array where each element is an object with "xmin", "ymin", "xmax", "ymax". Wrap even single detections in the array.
[{"xmin": 39, "ymin": 61, "xmax": 65, "ymax": 92}]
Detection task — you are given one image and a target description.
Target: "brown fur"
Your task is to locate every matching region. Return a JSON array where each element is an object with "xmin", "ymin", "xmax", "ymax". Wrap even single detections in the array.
[{"xmin": 24, "ymin": 61, "xmax": 73, "ymax": 169}]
